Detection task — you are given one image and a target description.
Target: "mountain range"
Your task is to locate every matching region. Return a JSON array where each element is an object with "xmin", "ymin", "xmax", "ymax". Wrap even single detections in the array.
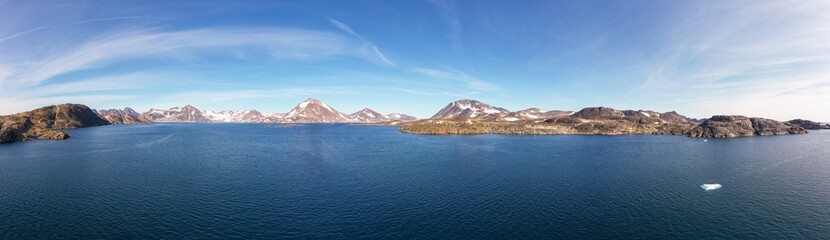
[
  {"xmin": 96, "ymin": 107, "xmax": 151, "ymax": 124},
  {"xmin": 111, "ymin": 98, "xmax": 418, "ymax": 124},
  {"xmin": 3, "ymin": 99, "xmax": 828, "ymax": 144}
]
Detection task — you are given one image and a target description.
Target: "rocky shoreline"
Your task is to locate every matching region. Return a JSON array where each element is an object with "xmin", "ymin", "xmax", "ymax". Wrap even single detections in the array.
[
  {"xmin": 398, "ymin": 118, "xmax": 695, "ymax": 136},
  {"xmin": 398, "ymin": 116, "xmax": 810, "ymax": 138}
]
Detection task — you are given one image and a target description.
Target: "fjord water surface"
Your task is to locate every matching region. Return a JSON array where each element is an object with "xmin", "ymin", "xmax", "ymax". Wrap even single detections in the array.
[{"xmin": 1, "ymin": 124, "xmax": 829, "ymax": 239}]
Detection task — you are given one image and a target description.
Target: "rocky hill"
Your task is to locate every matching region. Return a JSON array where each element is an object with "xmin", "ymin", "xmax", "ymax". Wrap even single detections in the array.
[
  {"xmin": 348, "ymin": 108, "xmax": 389, "ymax": 123},
  {"xmin": 688, "ymin": 116, "xmax": 807, "ymax": 137},
  {"xmin": 387, "ymin": 113, "xmax": 417, "ymax": 122},
  {"xmin": 572, "ymin": 107, "xmax": 626, "ymax": 119},
  {"xmin": 786, "ymin": 119, "xmax": 830, "ymax": 130},
  {"xmin": 97, "ymin": 107, "xmax": 151, "ymax": 124},
  {"xmin": 1, "ymin": 104, "xmax": 110, "ymax": 143},
  {"xmin": 503, "ymin": 108, "xmax": 572, "ymax": 122}
]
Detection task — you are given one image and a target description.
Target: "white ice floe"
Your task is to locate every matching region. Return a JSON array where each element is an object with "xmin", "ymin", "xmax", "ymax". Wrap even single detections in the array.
[{"xmin": 701, "ymin": 184, "xmax": 721, "ymax": 191}]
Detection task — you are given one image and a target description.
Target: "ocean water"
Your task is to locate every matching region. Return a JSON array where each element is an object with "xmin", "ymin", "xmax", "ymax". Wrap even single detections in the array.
[{"xmin": 1, "ymin": 124, "xmax": 830, "ymax": 239}]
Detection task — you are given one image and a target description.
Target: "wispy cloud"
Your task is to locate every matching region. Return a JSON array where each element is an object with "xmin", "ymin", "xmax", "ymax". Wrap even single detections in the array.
[
  {"xmin": 0, "ymin": 26, "xmax": 398, "ymax": 113},
  {"xmin": 0, "ymin": 28, "xmax": 363, "ymax": 87},
  {"xmin": 412, "ymin": 66, "xmax": 500, "ymax": 91},
  {"xmin": 371, "ymin": 45, "xmax": 397, "ymax": 67},
  {"xmin": 328, "ymin": 17, "xmax": 396, "ymax": 67},
  {"xmin": 637, "ymin": 1, "xmax": 830, "ymax": 120},
  {"xmin": 328, "ymin": 18, "xmax": 359, "ymax": 37},
  {"xmin": 0, "ymin": 16, "xmax": 161, "ymax": 44}
]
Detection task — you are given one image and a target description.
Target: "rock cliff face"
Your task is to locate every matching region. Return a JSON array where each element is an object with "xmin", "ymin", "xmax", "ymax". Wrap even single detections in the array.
[
  {"xmin": 688, "ymin": 115, "xmax": 807, "ymax": 138},
  {"xmin": 786, "ymin": 119, "xmax": 830, "ymax": 130},
  {"xmin": 0, "ymin": 104, "xmax": 110, "ymax": 143},
  {"xmin": 97, "ymin": 107, "xmax": 152, "ymax": 124}
]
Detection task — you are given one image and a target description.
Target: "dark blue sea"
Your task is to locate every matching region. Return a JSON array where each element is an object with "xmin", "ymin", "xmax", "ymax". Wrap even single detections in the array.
[{"xmin": 1, "ymin": 124, "xmax": 829, "ymax": 239}]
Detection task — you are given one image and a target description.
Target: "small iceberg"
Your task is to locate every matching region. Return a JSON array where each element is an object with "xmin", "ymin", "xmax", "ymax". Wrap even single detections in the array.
[{"xmin": 701, "ymin": 183, "xmax": 722, "ymax": 191}]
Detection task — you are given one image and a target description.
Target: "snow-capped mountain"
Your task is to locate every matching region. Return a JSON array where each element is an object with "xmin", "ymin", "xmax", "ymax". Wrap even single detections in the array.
[
  {"xmin": 281, "ymin": 98, "xmax": 350, "ymax": 123},
  {"xmin": 97, "ymin": 107, "xmax": 151, "ymax": 124},
  {"xmin": 123, "ymin": 107, "xmax": 141, "ymax": 117},
  {"xmin": 133, "ymin": 99, "xmax": 415, "ymax": 124},
  {"xmin": 203, "ymin": 110, "xmax": 266, "ymax": 123},
  {"xmin": 621, "ymin": 110, "xmax": 696, "ymax": 124},
  {"xmin": 425, "ymin": 99, "xmax": 586, "ymax": 122},
  {"xmin": 387, "ymin": 113, "xmax": 417, "ymax": 121},
  {"xmin": 500, "ymin": 108, "xmax": 573, "ymax": 121},
  {"xmin": 203, "ymin": 110, "xmax": 235, "ymax": 122},
  {"xmin": 141, "ymin": 105, "xmax": 211, "ymax": 122},
  {"xmin": 347, "ymin": 108, "xmax": 390, "ymax": 123},
  {"xmin": 502, "ymin": 108, "xmax": 544, "ymax": 121},
  {"xmin": 431, "ymin": 100, "xmax": 510, "ymax": 120},
  {"xmin": 262, "ymin": 112, "xmax": 285, "ymax": 123}
]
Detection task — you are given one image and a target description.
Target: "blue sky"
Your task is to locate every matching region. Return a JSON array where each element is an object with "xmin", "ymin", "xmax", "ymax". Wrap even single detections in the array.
[{"xmin": 1, "ymin": 0, "xmax": 828, "ymax": 120}]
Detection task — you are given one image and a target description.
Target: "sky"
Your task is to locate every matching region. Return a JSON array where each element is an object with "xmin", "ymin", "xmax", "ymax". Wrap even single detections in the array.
[{"xmin": 1, "ymin": 0, "xmax": 829, "ymax": 120}]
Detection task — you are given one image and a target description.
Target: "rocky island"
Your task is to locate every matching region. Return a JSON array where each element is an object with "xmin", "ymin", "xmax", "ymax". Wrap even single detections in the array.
[
  {"xmin": 0, "ymin": 104, "xmax": 110, "ymax": 143},
  {"xmin": 688, "ymin": 116, "xmax": 807, "ymax": 138},
  {"xmin": 785, "ymin": 119, "xmax": 830, "ymax": 130},
  {"xmin": 397, "ymin": 100, "xmax": 814, "ymax": 138}
]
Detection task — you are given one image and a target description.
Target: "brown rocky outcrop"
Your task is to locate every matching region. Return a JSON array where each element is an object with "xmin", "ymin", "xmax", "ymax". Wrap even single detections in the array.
[
  {"xmin": 688, "ymin": 115, "xmax": 806, "ymax": 138},
  {"xmin": 0, "ymin": 104, "xmax": 110, "ymax": 143},
  {"xmin": 786, "ymin": 119, "xmax": 830, "ymax": 130},
  {"xmin": 572, "ymin": 107, "xmax": 626, "ymax": 119}
]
